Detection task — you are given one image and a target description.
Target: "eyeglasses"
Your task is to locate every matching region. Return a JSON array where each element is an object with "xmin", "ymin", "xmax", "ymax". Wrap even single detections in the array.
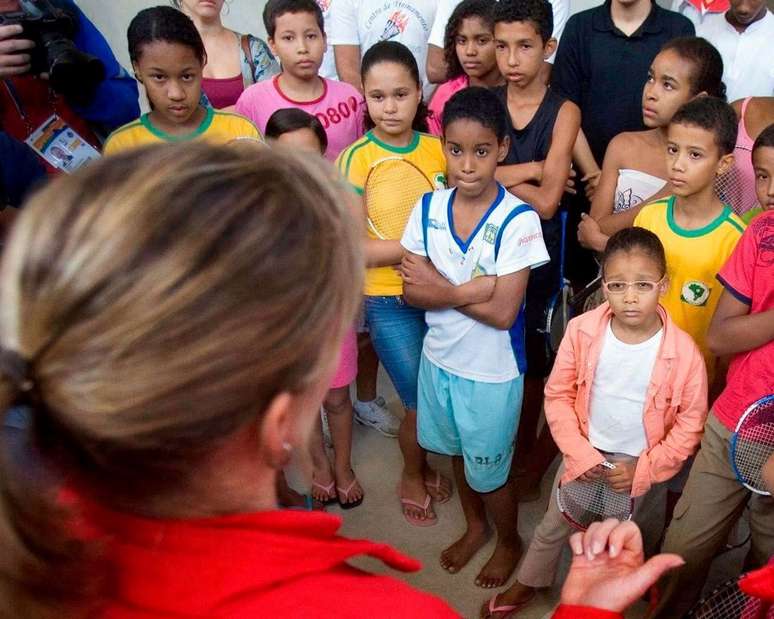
[{"xmin": 602, "ymin": 279, "xmax": 663, "ymax": 294}]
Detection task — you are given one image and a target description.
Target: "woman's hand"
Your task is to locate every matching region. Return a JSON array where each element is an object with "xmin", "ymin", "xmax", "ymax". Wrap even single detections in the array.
[{"xmin": 560, "ymin": 519, "xmax": 684, "ymax": 613}]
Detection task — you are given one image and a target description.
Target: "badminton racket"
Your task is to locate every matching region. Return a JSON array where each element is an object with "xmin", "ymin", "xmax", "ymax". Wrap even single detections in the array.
[
  {"xmin": 557, "ymin": 460, "xmax": 635, "ymax": 531},
  {"xmin": 730, "ymin": 395, "xmax": 774, "ymax": 495},
  {"xmin": 715, "ymin": 142, "xmax": 758, "ymax": 220},
  {"xmin": 541, "ymin": 211, "xmax": 572, "ymax": 358},
  {"xmin": 363, "ymin": 157, "xmax": 435, "ymax": 240},
  {"xmin": 687, "ymin": 574, "xmax": 773, "ymax": 618}
]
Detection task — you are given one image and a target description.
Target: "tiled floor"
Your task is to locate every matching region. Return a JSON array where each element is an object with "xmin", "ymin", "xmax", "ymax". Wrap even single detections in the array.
[{"xmin": 295, "ymin": 375, "xmax": 747, "ymax": 618}]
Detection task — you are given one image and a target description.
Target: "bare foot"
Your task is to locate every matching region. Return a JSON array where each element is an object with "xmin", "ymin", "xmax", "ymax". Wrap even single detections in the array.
[
  {"xmin": 424, "ymin": 468, "xmax": 453, "ymax": 503},
  {"xmin": 475, "ymin": 539, "xmax": 522, "ymax": 588},
  {"xmin": 400, "ymin": 472, "xmax": 436, "ymax": 522},
  {"xmin": 440, "ymin": 527, "xmax": 490, "ymax": 574},
  {"xmin": 335, "ymin": 466, "xmax": 364, "ymax": 506},
  {"xmin": 479, "ymin": 581, "xmax": 535, "ymax": 618}
]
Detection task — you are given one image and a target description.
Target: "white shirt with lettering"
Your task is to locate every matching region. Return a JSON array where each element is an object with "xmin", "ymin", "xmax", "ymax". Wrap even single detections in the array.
[
  {"xmin": 401, "ymin": 185, "xmax": 549, "ymax": 382},
  {"xmin": 588, "ymin": 323, "xmax": 663, "ymax": 457},
  {"xmin": 328, "ymin": 0, "xmax": 438, "ymax": 97}
]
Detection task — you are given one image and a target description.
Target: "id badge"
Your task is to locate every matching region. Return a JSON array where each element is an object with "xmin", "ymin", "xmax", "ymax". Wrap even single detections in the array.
[{"xmin": 25, "ymin": 114, "xmax": 100, "ymax": 174}]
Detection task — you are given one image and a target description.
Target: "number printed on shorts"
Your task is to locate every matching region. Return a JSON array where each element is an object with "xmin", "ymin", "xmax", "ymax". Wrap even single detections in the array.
[
  {"xmin": 315, "ymin": 96, "xmax": 359, "ymax": 129},
  {"xmin": 474, "ymin": 453, "xmax": 503, "ymax": 466}
]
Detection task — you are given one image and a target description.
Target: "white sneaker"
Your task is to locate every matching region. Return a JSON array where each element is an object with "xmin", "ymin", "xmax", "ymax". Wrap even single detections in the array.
[{"xmin": 353, "ymin": 396, "xmax": 400, "ymax": 438}]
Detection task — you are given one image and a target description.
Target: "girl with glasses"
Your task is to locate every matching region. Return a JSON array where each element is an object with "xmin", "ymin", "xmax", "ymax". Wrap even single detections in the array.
[{"xmin": 483, "ymin": 226, "xmax": 708, "ymax": 618}]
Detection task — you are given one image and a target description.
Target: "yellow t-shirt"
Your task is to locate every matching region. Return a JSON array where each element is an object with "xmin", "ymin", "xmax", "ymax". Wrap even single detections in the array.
[
  {"xmin": 336, "ymin": 130, "xmax": 446, "ymax": 296},
  {"xmin": 634, "ymin": 196, "xmax": 745, "ymax": 377},
  {"xmin": 103, "ymin": 107, "xmax": 261, "ymax": 155}
]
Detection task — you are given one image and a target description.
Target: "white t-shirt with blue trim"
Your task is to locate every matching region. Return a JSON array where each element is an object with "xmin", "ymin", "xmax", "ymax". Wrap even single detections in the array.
[{"xmin": 401, "ymin": 184, "xmax": 550, "ymax": 382}]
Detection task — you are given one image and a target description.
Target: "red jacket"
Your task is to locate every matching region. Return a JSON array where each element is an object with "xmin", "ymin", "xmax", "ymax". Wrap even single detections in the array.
[{"xmin": 81, "ymin": 503, "xmax": 459, "ymax": 618}]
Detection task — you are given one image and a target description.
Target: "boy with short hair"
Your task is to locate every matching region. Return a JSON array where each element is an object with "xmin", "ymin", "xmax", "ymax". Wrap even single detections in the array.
[
  {"xmin": 490, "ymin": 0, "xmax": 580, "ymax": 493},
  {"xmin": 651, "ymin": 124, "xmax": 774, "ymax": 618},
  {"xmin": 695, "ymin": 0, "xmax": 774, "ymax": 102},
  {"xmin": 235, "ymin": 0, "xmax": 364, "ymax": 160},
  {"xmin": 400, "ymin": 86, "xmax": 550, "ymax": 589},
  {"xmin": 634, "ymin": 96, "xmax": 746, "ymax": 381}
]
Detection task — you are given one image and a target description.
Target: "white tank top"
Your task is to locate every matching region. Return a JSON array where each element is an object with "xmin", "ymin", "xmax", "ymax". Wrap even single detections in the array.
[{"xmin": 614, "ymin": 169, "xmax": 667, "ymax": 213}]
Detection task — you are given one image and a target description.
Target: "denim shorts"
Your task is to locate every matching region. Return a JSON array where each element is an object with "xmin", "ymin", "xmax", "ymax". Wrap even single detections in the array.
[{"xmin": 364, "ymin": 295, "xmax": 426, "ymax": 410}]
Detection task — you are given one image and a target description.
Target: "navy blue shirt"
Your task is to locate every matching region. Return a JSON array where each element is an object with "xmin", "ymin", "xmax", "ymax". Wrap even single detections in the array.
[{"xmin": 551, "ymin": 0, "xmax": 693, "ymax": 164}]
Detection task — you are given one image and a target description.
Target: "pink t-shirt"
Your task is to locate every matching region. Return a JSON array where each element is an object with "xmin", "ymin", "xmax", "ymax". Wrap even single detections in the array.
[
  {"xmin": 235, "ymin": 75, "xmax": 365, "ymax": 160},
  {"xmin": 713, "ymin": 210, "xmax": 774, "ymax": 429},
  {"xmin": 427, "ymin": 75, "xmax": 469, "ymax": 136}
]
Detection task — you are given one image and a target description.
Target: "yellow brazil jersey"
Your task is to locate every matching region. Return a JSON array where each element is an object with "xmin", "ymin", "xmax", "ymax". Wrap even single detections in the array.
[
  {"xmin": 103, "ymin": 107, "xmax": 261, "ymax": 155},
  {"xmin": 634, "ymin": 195, "xmax": 745, "ymax": 378},
  {"xmin": 336, "ymin": 130, "xmax": 446, "ymax": 296}
]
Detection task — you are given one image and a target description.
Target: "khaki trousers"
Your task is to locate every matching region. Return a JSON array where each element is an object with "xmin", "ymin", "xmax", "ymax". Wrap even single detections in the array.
[{"xmin": 650, "ymin": 414, "xmax": 774, "ymax": 618}]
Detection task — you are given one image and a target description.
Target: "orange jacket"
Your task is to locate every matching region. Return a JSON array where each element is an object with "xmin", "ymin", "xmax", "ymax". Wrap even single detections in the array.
[{"xmin": 545, "ymin": 303, "xmax": 708, "ymax": 497}]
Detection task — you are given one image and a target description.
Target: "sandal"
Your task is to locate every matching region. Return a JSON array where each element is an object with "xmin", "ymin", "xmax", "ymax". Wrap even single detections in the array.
[
  {"xmin": 398, "ymin": 483, "xmax": 438, "ymax": 527},
  {"xmin": 336, "ymin": 478, "xmax": 364, "ymax": 510},
  {"xmin": 482, "ymin": 591, "xmax": 535, "ymax": 618},
  {"xmin": 311, "ymin": 479, "xmax": 337, "ymax": 506},
  {"xmin": 424, "ymin": 470, "xmax": 453, "ymax": 504}
]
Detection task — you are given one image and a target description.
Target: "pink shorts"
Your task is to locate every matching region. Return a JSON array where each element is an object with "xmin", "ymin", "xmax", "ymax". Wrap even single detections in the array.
[{"xmin": 331, "ymin": 328, "xmax": 358, "ymax": 389}]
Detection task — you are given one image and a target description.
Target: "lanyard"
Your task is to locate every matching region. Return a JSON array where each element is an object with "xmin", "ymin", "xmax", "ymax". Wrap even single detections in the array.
[{"xmin": 2, "ymin": 79, "xmax": 61, "ymax": 137}]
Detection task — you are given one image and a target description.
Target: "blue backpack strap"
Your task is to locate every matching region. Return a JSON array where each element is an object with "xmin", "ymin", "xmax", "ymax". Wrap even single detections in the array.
[
  {"xmin": 494, "ymin": 204, "xmax": 534, "ymax": 260},
  {"xmin": 421, "ymin": 191, "xmax": 433, "ymax": 256}
]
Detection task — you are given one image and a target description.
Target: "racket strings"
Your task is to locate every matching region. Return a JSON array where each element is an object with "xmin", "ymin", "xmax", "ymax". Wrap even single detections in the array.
[
  {"xmin": 733, "ymin": 402, "xmax": 774, "ymax": 492},
  {"xmin": 365, "ymin": 160, "xmax": 433, "ymax": 240},
  {"xmin": 558, "ymin": 477, "xmax": 632, "ymax": 529},
  {"xmin": 690, "ymin": 579, "xmax": 774, "ymax": 618},
  {"xmin": 714, "ymin": 145, "xmax": 758, "ymax": 219}
]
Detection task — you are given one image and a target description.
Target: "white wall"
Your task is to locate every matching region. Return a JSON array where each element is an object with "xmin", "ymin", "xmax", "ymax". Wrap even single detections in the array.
[
  {"xmin": 77, "ymin": 0, "xmax": 608, "ymax": 75},
  {"xmin": 76, "ymin": 1, "xmax": 270, "ymax": 72}
]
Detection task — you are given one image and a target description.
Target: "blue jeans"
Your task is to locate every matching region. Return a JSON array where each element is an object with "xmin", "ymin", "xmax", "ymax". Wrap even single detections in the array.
[{"xmin": 364, "ymin": 295, "xmax": 426, "ymax": 410}]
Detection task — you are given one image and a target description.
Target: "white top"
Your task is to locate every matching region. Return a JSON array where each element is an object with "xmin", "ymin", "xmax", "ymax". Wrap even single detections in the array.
[
  {"xmin": 317, "ymin": 0, "xmax": 338, "ymax": 79},
  {"xmin": 588, "ymin": 323, "xmax": 663, "ymax": 457},
  {"xmin": 328, "ymin": 0, "xmax": 438, "ymax": 97},
  {"xmin": 401, "ymin": 185, "xmax": 550, "ymax": 382},
  {"xmin": 696, "ymin": 10, "xmax": 774, "ymax": 101},
  {"xmin": 427, "ymin": 0, "xmax": 570, "ymax": 64},
  {"xmin": 614, "ymin": 169, "xmax": 667, "ymax": 213}
]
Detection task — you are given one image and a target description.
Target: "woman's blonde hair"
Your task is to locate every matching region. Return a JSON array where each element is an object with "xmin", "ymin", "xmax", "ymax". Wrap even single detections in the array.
[{"xmin": 0, "ymin": 143, "xmax": 363, "ymax": 616}]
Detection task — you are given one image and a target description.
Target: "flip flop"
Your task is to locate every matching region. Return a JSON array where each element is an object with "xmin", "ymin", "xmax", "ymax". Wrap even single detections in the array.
[
  {"xmin": 311, "ymin": 479, "xmax": 337, "ymax": 506},
  {"xmin": 336, "ymin": 478, "xmax": 364, "ymax": 510},
  {"xmin": 398, "ymin": 483, "xmax": 438, "ymax": 527},
  {"xmin": 424, "ymin": 470, "xmax": 453, "ymax": 504},
  {"xmin": 483, "ymin": 591, "xmax": 536, "ymax": 618}
]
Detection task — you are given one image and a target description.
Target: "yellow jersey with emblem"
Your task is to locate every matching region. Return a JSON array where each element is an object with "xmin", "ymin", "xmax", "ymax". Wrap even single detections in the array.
[
  {"xmin": 104, "ymin": 108, "xmax": 261, "ymax": 155},
  {"xmin": 336, "ymin": 130, "xmax": 447, "ymax": 296},
  {"xmin": 634, "ymin": 195, "xmax": 745, "ymax": 377}
]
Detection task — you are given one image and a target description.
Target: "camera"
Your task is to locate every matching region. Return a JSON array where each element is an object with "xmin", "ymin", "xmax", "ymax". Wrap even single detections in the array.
[{"xmin": 0, "ymin": 0, "xmax": 105, "ymax": 104}]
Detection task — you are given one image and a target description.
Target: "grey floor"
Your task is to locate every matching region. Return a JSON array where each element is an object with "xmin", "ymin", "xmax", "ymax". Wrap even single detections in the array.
[{"xmin": 295, "ymin": 373, "xmax": 748, "ymax": 619}]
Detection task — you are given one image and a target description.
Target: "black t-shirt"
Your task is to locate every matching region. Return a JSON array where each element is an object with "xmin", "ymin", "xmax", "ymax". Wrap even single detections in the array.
[{"xmin": 550, "ymin": 0, "xmax": 694, "ymax": 164}]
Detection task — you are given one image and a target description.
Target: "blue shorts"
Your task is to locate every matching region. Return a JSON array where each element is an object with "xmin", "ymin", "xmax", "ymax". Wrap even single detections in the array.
[
  {"xmin": 364, "ymin": 295, "xmax": 426, "ymax": 410},
  {"xmin": 417, "ymin": 354, "xmax": 524, "ymax": 493}
]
